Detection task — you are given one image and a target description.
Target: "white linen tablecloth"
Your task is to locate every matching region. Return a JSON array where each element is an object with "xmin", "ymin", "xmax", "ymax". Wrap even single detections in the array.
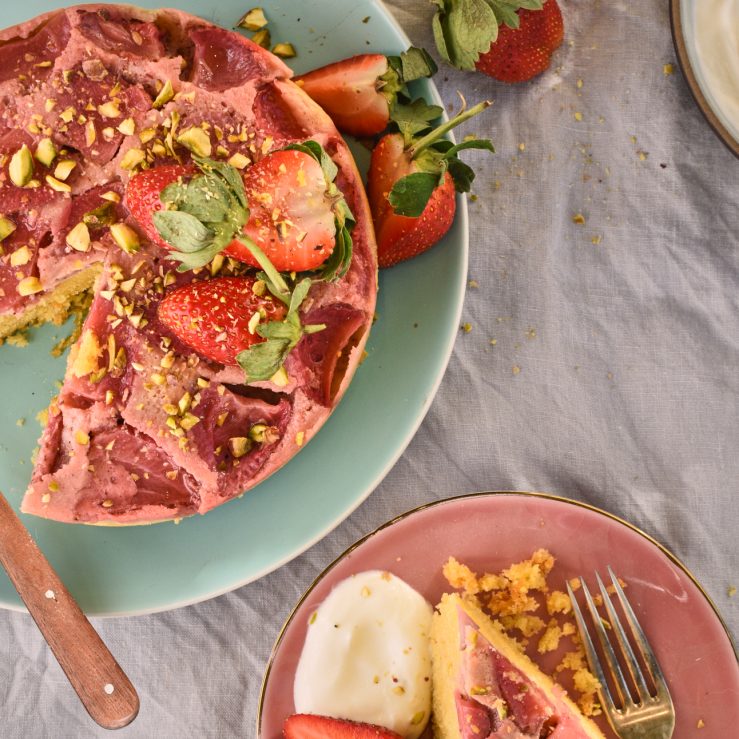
[{"xmin": 1, "ymin": 1, "xmax": 737, "ymax": 736}]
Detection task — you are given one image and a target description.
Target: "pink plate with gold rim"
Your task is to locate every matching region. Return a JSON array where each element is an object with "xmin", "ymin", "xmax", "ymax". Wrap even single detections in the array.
[{"xmin": 258, "ymin": 492, "xmax": 738, "ymax": 738}]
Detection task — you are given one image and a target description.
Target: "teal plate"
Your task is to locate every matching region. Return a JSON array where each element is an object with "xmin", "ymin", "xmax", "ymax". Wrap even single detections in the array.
[{"xmin": 0, "ymin": 1, "xmax": 468, "ymax": 615}]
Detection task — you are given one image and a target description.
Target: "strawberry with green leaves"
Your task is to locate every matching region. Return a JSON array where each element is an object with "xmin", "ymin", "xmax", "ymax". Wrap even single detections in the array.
[
  {"xmin": 125, "ymin": 143, "xmax": 353, "ymax": 278},
  {"xmin": 367, "ymin": 99, "xmax": 493, "ymax": 267},
  {"xmin": 294, "ymin": 47, "xmax": 437, "ymax": 137},
  {"xmin": 432, "ymin": 0, "xmax": 564, "ymax": 83},
  {"xmin": 283, "ymin": 714, "xmax": 402, "ymax": 739},
  {"xmin": 158, "ymin": 270, "xmax": 327, "ymax": 382}
]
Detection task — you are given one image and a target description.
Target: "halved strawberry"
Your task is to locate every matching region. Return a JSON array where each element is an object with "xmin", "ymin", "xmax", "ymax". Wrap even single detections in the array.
[
  {"xmin": 124, "ymin": 144, "xmax": 352, "ymax": 277},
  {"xmin": 157, "ymin": 276, "xmax": 286, "ymax": 366},
  {"xmin": 295, "ymin": 47, "xmax": 436, "ymax": 137},
  {"xmin": 283, "ymin": 714, "xmax": 402, "ymax": 739},
  {"xmin": 231, "ymin": 148, "xmax": 336, "ymax": 272},
  {"xmin": 431, "ymin": 0, "xmax": 563, "ymax": 83},
  {"xmin": 367, "ymin": 100, "xmax": 493, "ymax": 268}
]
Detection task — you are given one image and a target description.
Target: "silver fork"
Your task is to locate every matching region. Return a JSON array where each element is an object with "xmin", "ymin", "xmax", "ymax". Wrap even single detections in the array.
[{"xmin": 567, "ymin": 567, "xmax": 675, "ymax": 739}]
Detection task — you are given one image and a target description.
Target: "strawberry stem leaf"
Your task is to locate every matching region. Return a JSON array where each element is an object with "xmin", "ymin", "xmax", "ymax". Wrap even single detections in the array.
[
  {"xmin": 387, "ymin": 46, "xmax": 438, "ymax": 84},
  {"xmin": 236, "ymin": 275, "xmax": 324, "ymax": 382},
  {"xmin": 410, "ymin": 99, "xmax": 491, "ymax": 158},
  {"xmin": 388, "ymin": 172, "xmax": 442, "ymax": 217}
]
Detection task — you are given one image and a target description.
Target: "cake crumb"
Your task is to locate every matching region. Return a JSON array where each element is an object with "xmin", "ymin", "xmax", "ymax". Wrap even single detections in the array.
[
  {"xmin": 572, "ymin": 213, "xmax": 586, "ymax": 225},
  {"xmin": 16, "ymin": 418, "xmax": 25, "ymax": 427},
  {"xmin": 538, "ymin": 620, "xmax": 564, "ymax": 653},
  {"xmin": 663, "ymin": 63, "xmax": 674, "ymax": 76},
  {"xmin": 442, "ymin": 557, "xmax": 480, "ymax": 595},
  {"xmin": 546, "ymin": 590, "xmax": 572, "ymax": 615},
  {"xmin": 728, "ymin": 585, "xmax": 736, "ymax": 597}
]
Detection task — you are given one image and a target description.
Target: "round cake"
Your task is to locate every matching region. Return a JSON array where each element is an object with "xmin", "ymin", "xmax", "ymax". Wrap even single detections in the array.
[{"xmin": 0, "ymin": 5, "xmax": 377, "ymax": 524}]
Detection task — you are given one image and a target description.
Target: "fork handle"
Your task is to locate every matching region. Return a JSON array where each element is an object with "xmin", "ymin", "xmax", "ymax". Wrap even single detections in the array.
[{"xmin": 0, "ymin": 492, "xmax": 139, "ymax": 729}]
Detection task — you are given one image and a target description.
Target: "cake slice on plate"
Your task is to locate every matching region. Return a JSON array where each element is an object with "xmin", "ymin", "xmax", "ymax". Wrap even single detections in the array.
[{"xmin": 431, "ymin": 593, "xmax": 605, "ymax": 739}]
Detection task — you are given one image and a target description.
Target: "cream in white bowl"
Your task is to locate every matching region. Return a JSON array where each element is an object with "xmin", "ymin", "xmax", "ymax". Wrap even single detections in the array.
[
  {"xmin": 293, "ymin": 570, "xmax": 433, "ymax": 738},
  {"xmin": 694, "ymin": 0, "xmax": 739, "ymax": 131}
]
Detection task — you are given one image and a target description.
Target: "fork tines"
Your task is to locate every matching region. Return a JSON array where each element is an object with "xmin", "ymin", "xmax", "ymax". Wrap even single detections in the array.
[{"xmin": 567, "ymin": 567, "xmax": 674, "ymax": 720}]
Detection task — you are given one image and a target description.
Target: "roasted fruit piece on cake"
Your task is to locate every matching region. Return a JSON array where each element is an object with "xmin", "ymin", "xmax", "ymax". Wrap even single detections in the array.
[
  {"xmin": 0, "ymin": 5, "xmax": 376, "ymax": 523},
  {"xmin": 430, "ymin": 593, "xmax": 605, "ymax": 739}
]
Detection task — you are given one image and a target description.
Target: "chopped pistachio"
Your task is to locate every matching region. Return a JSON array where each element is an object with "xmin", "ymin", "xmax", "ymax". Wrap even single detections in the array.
[
  {"xmin": 105, "ymin": 390, "xmax": 115, "ymax": 405},
  {"xmin": 9, "ymin": 144, "xmax": 34, "ymax": 187},
  {"xmin": 74, "ymin": 430, "xmax": 90, "ymax": 445},
  {"xmin": 83, "ymin": 202, "xmax": 116, "ymax": 228},
  {"xmin": 163, "ymin": 403, "xmax": 179, "ymax": 416},
  {"xmin": 45, "ymin": 175, "xmax": 72, "ymax": 193},
  {"xmin": 53, "ymin": 159, "xmax": 76, "ymax": 182},
  {"xmin": 97, "ymin": 100, "xmax": 121, "ymax": 118},
  {"xmin": 100, "ymin": 190, "xmax": 121, "ymax": 203},
  {"xmin": 17, "ymin": 276, "xmax": 42, "ymax": 295},
  {"xmin": 101, "ymin": 499, "xmax": 114, "ymax": 508},
  {"xmin": 65, "ymin": 222, "xmax": 91, "ymax": 252},
  {"xmin": 227, "ymin": 151, "xmax": 250, "ymax": 169},
  {"xmin": 85, "ymin": 120, "xmax": 97, "ymax": 147},
  {"xmin": 216, "ymin": 412, "xmax": 229, "ymax": 427},
  {"xmin": 270, "ymin": 366, "xmax": 289, "ymax": 386},
  {"xmin": 251, "ymin": 28, "xmax": 271, "ymax": 49},
  {"xmin": 117, "ymin": 117, "xmax": 135, "ymax": 136},
  {"xmin": 295, "ymin": 430, "xmax": 305, "ymax": 446},
  {"xmin": 59, "ymin": 106, "xmax": 76, "ymax": 123},
  {"xmin": 152, "ymin": 80, "xmax": 174, "ymax": 109},
  {"xmin": 236, "ymin": 7, "xmax": 268, "ymax": 30},
  {"xmin": 196, "ymin": 377, "xmax": 210, "ymax": 389},
  {"xmin": 272, "ymin": 42, "xmax": 296, "ymax": 59},
  {"xmin": 138, "ymin": 127, "xmax": 157, "ymax": 144},
  {"xmin": 178, "ymin": 391, "xmax": 192, "ymax": 414},
  {"xmin": 120, "ymin": 148, "xmax": 146, "ymax": 170},
  {"xmin": 110, "ymin": 223, "xmax": 141, "ymax": 254},
  {"xmin": 0, "ymin": 216, "xmax": 17, "ymax": 242},
  {"xmin": 247, "ymin": 311, "xmax": 261, "ymax": 334},
  {"xmin": 150, "ymin": 373, "xmax": 166, "ymax": 386},
  {"xmin": 176, "ymin": 127, "xmax": 212, "ymax": 157},
  {"xmin": 180, "ymin": 413, "xmax": 200, "ymax": 431},
  {"xmin": 35, "ymin": 138, "xmax": 57, "ymax": 167},
  {"xmin": 10, "ymin": 245, "xmax": 31, "ymax": 267},
  {"xmin": 48, "ymin": 479, "xmax": 60, "ymax": 492},
  {"xmin": 228, "ymin": 436, "xmax": 251, "ymax": 458}
]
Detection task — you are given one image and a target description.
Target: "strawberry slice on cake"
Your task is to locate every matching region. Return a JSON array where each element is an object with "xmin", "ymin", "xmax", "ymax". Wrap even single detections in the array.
[{"xmin": 431, "ymin": 593, "xmax": 605, "ymax": 739}]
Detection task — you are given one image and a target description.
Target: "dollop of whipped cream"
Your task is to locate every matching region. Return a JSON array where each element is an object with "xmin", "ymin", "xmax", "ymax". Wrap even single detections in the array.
[
  {"xmin": 694, "ymin": 0, "xmax": 739, "ymax": 132},
  {"xmin": 293, "ymin": 570, "xmax": 433, "ymax": 738}
]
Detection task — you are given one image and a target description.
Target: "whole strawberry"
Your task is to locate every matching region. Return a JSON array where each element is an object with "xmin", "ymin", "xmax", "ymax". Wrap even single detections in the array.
[
  {"xmin": 432, "ymin": 0, "xmax": 564, "ymax": 83},
  {"xmin": 476, "ymin": 0, "xmax": 564, "ymax": 82},
  {"xmin": 367, "ymin": 100, "xmax": 493, "ymax": 268}
]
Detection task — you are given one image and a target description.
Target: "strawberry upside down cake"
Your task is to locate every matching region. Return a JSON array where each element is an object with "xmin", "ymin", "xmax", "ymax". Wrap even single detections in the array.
[{"xmin": 0, "ymin": 5, "xmax": 377, "ymax": 524}]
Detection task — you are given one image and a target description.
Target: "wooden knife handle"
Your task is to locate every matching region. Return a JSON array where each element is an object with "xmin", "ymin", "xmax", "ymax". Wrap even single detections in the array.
[{"xmin": 0, "ymin": 492, "xmax": 139, "ymax": 729}]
